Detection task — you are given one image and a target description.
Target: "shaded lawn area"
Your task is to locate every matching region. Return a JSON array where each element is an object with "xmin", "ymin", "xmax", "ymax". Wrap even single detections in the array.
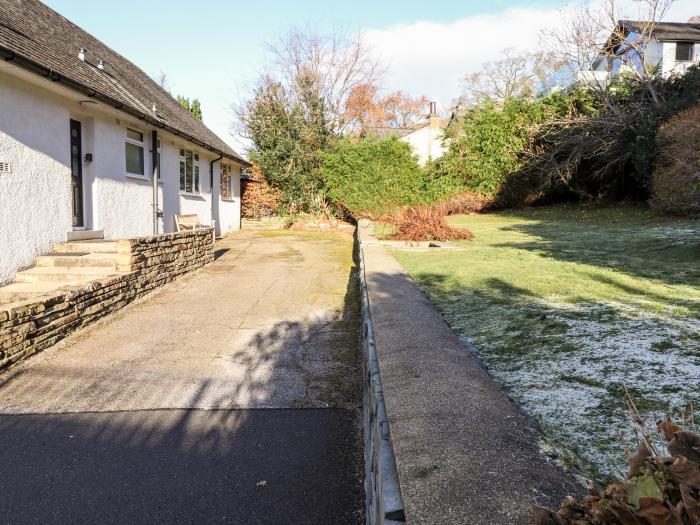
[{"xmin": 391, "ymin": 205, "xmax": 700, "ymax": 481}]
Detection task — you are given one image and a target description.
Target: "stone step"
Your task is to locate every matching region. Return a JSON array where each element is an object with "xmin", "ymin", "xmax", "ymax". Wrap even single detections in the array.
[
  {"xmin": 52, "ymin": 240, "xmax": 119, "ymax": 254},
  {"xmin": 66, "ymin": 229, "xmax": 104, "ymax": 242},
  {"xmin": 35, "ymin": 253, "xmax": 118, "ymax": 268},
  {"xmin": 14, "ymin": 266, "xmax": 116, "ymax": 283},
  {"xmin": 0, "ymin": 281, "xmax": 84, "ymax": 306}
]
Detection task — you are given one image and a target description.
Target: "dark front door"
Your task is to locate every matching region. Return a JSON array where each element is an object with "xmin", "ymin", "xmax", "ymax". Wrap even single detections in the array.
[{"xmin": 70, "ymin": 119, "xmax": 84, "ymax": 227}]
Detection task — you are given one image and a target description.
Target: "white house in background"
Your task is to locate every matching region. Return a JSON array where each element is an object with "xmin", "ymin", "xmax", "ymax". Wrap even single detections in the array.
[
  {"xmin": 584, "ymin": 18, "xmax": 700, "ymax": 85},
  {"xmin": 367, "ymin": 102, "xmax": 449, "ymax": 165},
  {"xmin": 0, "ymin": 0, "xmax": 249, "ymax": 284}
]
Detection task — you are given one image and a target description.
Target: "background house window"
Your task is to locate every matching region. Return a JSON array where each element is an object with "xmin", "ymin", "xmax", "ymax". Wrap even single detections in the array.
[
  {"xmin": 125, "ymin": 128, "xmax": 144, "ymax": 176},
  {"xmin": 179, "ymin": 148, "xmax": 200, "ymax": 193},
  {"xmin": 675, "ymin": 42, "xmax": 694, "ymax": 61},
  {"xmin": 221, "ymin": 163, "xmax": 232, "ymax": 200}
]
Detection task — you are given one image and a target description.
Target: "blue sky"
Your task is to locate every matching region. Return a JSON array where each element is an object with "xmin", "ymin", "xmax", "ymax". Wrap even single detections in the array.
[{"xmin": 43, "ymin": 0, "xmax": 698, "ymax": 153}]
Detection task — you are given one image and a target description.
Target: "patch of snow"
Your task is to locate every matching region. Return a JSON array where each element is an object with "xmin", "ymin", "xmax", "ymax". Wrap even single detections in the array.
[{"xmin": 464, "ymin": 299, "xmax": 700, "ymax": 478}]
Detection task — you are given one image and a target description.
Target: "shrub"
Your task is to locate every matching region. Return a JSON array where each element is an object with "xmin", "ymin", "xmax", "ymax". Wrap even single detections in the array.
[
  {"xmin": 533, "ymin": 416, "xmax": 700, "ymax": 525},
  {"xmin": 241, "ymin": 164, "xmax": 282, "ymax": 218},
  {"xmin": 244, "ymin": 78, "xmax": 332, "ymax": 214},
  {"xmin": 387, "ymin": 204, "xmax": 474, "ymax": 242},
  {"xmin": 650, "ymin": 105, "xmax": 700, "ymax": 216},
  {"xmin": 427, "ymin": 94, "xmax": 583, "ymax": 206},
  {"xmin": 441, "ymin": 192, "xmax": 494, "ymax": 215},
  {"xmin": 321, "ymin": 137, "xmax": 425, "ymax": 217}
]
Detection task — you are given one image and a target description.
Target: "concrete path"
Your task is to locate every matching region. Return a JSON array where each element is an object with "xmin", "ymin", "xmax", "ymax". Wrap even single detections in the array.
[
  {"xmin": 360, "ymin": 224, "xmax": 583, "ymax": 524},
  {"xmin": 0, "ymin": 230, "xmax": 364, "ymax": 524}
]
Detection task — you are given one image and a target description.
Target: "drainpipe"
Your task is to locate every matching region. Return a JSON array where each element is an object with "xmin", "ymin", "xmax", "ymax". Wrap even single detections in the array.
[
  {"xmin": 210, "ymin": 155, "xmax": 223, "ymax": 237},
  {"xmin": 151, "ymin": 129, "xmax": 160, "ymax": 234}
]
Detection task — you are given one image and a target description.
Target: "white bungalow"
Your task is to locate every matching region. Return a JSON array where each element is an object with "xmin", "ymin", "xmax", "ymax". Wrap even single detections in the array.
[
  {"xmin": 0, "ymin": 0, "xmax": 249, "ymax": 284},
  {"xmin": 584, "ymin": 18, "xmax": 700, "ymax": 85}
]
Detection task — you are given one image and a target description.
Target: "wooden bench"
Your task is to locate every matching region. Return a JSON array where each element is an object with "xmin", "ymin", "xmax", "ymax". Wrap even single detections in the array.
[{"xmin": 174, "ymin": 214, "xmax": 216, "ymax": 241}]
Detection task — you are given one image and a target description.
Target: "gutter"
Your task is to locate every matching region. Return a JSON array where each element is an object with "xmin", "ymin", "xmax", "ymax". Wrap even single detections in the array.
[
  {"xmin": 0, "ymin": 45, "xmax": 251, "ymax": 167},
  {"xmin": 152, "ymin": 130, "xmax": 160, "ymax": 234}
]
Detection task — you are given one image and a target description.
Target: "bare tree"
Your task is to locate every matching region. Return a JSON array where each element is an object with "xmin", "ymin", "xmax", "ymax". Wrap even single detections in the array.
[
  {"xmin": 267, "ymin": 26, "xmax": 385, "ymax": 133},
  {"xmin": 542, "ymin": 0, "xmax": 676, "ymax": 106},
  {"xmin": 461, "ymin": 48, "xmax": 559, "ymax": 104},
  {"xmin": 157, "ymin": 70, "xmax": 171, "ymax": 93}
]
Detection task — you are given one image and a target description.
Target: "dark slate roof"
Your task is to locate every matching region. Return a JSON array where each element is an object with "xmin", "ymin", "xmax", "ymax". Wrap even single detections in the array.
[
  {"xmin": 0, "ymin": 0, "xmax": 248, "ymax": 164},
  {"xmin": 620, "ymin": 20, "xmax": 700, "ymax": 41}
]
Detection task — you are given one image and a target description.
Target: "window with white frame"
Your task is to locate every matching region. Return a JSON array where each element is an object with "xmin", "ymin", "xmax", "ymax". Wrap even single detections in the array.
[
  {"xmin": 220, "ymin": 163, "xmax": 233, "ymax": 200},
  {"xmin": 179, "ymin": 148, "xmax": 200, "ymax": 193},
  {"xmin": 125, "ymin": 128, "xmax": 145, "ymax": 176},
  {"xmin": 675, "ymin": 42, "xmax": 695, "ymax": 62}
]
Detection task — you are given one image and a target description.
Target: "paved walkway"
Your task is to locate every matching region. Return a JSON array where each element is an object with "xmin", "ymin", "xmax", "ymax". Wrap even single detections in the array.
[
  {"xmin": 0, "ymin": 230, "xmax": 364, "ymax": 524},
  {"xmin": 359, "ymin": 222, "xmax": 583, "ymax": 524}
]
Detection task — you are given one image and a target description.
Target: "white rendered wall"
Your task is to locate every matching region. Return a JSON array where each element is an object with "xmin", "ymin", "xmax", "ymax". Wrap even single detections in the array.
[
  {"xmin": 0, "ymin": 72, "xmax": 72, "ymax": 284},
  {"xmin": 0, "ymin": 66, "xmax": 241, "ymax": 284},
  {"xmin": 213, "ymin": 163, "xmax": 242, "ymax": 235},
  {"xmin": 401, "ymin": 126, "xmax": 447, "ymax": 166}
]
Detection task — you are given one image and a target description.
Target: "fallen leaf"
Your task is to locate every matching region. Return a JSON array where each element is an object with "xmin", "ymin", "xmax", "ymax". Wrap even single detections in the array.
[
  {"xmin": 628, "ymin": 475, "xmax": 663, "ymax": 509},
  {"xmin": 669, "ymin": 431, "xmax": 700, "ymax": 463},
  {"xmin": 657, "ymin": 418, "xmax": 683, "ymax": 442},
  {"xmin": 637, "ymin": 497, "xmax": 681, "ymax": 525},
  {"xmin": 601, "ymin": 499, "xmax": 646, "ymax": 524},
  {"xmin": 629, "ymin": 443, "xmax": 652, "ymax": 479},
  {"xmin": 668, "ymin": 457, "xmax": 700, "ymax": 487},
  {"xmin": 680, "ymin": 484, "xmax": 700, "ymax": 523},
  {"xmin": 531, "ymin": 504, "xmax": 569, "ymax": 525}
]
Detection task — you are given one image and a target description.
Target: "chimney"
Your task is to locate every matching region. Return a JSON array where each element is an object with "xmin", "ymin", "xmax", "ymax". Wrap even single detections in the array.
[{"xmin": 429, "ymin": 101, "xmax": 439, "ymax": 130}]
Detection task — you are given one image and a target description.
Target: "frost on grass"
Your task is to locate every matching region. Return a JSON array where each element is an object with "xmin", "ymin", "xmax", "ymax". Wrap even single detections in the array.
[{"xmin": 439, "ymin": 296, "xmax": 700, "ymax": 481}]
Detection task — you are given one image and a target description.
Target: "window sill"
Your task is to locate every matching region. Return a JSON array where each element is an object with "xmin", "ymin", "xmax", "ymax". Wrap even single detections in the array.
[
  {"xmin": 221, "ymin": 198, "xmax": 236, "ymax": 203},
  {"xmin": 126, "ymin": 173, "xmax": 149, "ymax": 181},
  {"xmin": 180, "ymin": 191, "xmax": 205, "ymax": 199}
]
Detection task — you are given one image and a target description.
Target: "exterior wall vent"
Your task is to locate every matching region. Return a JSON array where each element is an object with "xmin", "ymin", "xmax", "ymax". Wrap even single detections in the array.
[{"xmin": 0, "ymin": 162, "xmax": 11, "ymax": 173}]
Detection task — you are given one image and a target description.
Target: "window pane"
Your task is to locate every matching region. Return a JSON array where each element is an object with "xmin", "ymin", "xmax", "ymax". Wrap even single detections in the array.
[
  {"xmin": 179, "ymin": 161, "xmax": 186, "ymax": 190},
  {"xmin": 127, "ymin": 128, "xmax": 143, "ymax": 142},
  {"xmin": 179, "ymin": 148, "xmax": 185, "ymax": 157},
  {"xmin": 194, "ymin": 165, "xmax": 200, "ymax": 192},
  {"xmin": 126, "ymin": 143, "xmax": 144, "ymax": 174},
  {"xmin": 676, "ymin": 43, "xmax": 693, "ymax": 61}
]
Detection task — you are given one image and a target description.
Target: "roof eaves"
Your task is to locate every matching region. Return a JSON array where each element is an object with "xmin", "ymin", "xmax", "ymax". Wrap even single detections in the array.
[{"xmin": 0, "ymin": 44, "xmax": 250, "ymax": 166}]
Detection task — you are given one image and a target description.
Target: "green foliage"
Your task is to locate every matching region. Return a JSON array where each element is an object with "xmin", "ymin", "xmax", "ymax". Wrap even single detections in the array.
[
  {"xmin": 177, "ymin": 96, "xmax": 203, "ymax": 120},
  {"xmin": 321, "ymin": 137, "xmax": 424, "ymax": 217},
  {"xmin": 426, "ymin": 93, "xmax": 585, "ymax": 202},
  {"xmin": 244, "ymin": 78, "xmax": 332, "ymax": 213}
]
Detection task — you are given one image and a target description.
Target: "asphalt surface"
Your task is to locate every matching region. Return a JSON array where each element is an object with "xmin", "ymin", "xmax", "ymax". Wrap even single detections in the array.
[
  {"xmin": 0, "ymin": 409, "xmax": 362, "ymax": 524},
  {"xmin": 0, "ymin": 230, "xmax": 364, "ymax": 524}
]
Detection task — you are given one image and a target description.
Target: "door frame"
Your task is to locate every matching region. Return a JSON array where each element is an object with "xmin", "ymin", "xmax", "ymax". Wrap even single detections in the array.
[{"xmin": 69, "ymin": 118, "xmax": 86, "ymax": 229}]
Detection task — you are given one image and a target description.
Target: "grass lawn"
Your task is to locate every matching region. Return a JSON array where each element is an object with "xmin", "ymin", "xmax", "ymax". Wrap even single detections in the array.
[{"xmin": 391, "ymin": 205, "xmax": 700, "ymax": 481}]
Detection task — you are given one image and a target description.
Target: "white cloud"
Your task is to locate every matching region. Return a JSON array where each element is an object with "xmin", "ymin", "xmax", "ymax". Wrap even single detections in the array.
[{"xmin": 363, "ymin": 0, "xmax": 699, "ymax": 112}]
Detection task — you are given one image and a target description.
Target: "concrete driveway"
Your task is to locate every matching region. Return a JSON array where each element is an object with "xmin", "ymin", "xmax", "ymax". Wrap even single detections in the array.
[{"xmin": 0, "ymin": 229, "xmax": 364, "ymax": 524}]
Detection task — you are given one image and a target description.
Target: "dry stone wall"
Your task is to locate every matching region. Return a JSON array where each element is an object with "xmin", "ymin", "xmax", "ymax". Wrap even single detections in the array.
[{"xmin": 0, "ymin": 229, "xmax": 214, "ymax": 370}]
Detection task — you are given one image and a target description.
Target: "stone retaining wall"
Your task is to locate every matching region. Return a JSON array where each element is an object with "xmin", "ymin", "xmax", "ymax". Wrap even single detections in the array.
[
  {"xmin": 359, "ymin": 219, "xmax": 406, "ymax": 525},
  {"xmin": 0, "ymin": 229, "xmax": 214, "ymax": 370}
]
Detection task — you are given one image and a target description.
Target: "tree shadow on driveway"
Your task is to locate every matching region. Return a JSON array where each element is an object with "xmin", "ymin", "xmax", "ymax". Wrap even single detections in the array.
[{"xmin": 0, "ymin": 235, "xmax": 365, "ymax": 524}]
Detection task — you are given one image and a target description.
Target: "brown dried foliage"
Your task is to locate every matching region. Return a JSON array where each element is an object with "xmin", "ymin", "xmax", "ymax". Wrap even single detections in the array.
[
  {"xmin": 440, "ymin": 192, "xmax": 494, "ymax": 215},
  {"xmin": 386, "ymin": 203, "xmax": 474, "ymax": 242},
  {"xmin": 650, "ymin": 106, "xmax": 700, "ymax": 216},
  {"xmin": 241, "ymin": 164, "xmax": 282, "ymax": 218},
  {"xmin": 533, "ymin": 411, "xmax": 700, "ymax": 525}
]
